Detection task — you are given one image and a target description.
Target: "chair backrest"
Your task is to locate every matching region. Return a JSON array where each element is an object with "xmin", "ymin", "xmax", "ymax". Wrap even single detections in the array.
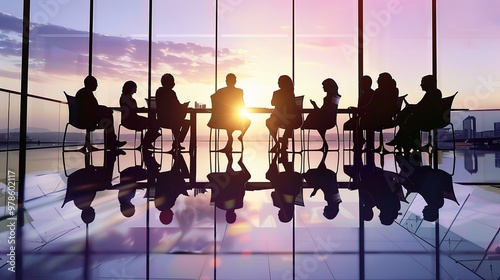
[
  {"xmin": 207, "ymin": 93, "xmax": 224, "ymax": 129},
  {"xmin": 64, "ymin": 91, "xmax": 85, "ymax": 129},
  {"xmin": 439, "ymin": 91, "xmax": 457, "ymax": 126},
  {"xmin": 294, "ymin": 95, "xmax": 305, "ymax": 128},
  {"xmin": 394, "ymin": 94, "xmax": 407, "ymax": 119}
]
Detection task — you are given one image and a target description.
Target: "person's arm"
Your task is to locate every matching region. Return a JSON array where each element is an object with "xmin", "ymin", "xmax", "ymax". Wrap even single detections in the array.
[
  {"xmin": 270, "ymin": 91, "xmax": 279, "ymax": 107},
  {"xmin": 310, "ymin": 99, "xmax": 318, "ymax": 109}
]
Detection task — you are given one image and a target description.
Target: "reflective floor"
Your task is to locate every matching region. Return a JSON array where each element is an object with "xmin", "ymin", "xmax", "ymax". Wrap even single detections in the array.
[{"xmin": 1, "ymin": 139, "xmax": 499, "ymax": 280}]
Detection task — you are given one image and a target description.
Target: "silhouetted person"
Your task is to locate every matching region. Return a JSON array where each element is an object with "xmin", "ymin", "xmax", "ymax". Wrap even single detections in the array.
[
  {"xmin": 396, "ymin": 153, "xmax": 457, "ymax": 222},
  {"xmin": 266, "ymin": 75, "xmax": 302, "ymax": 152},
  {"xmin": 208, "ymin": 152, "xmax": 250, "ymax": 223},
  {"xmin": 207, "ymin": 73, "xmax": 251, "ymax": 152},
  {"xmin": 388, "ymin": 75, "xmax": 442, "ymax": 153},
  {"xmin": 75, "ymin": 75, "xmax": 126, "ymax": 150},
  {"xmin": 302, "ymin": 78, "xmax": 341, "ymax": 151},
  {"xmin": 62, "ymin": 150, "xmax": 117, "ymax": 223},
  {"xmin": 345, "ymin": 75, "xmax": 375, "ymax": 148},
  {"xmin": 266, "ymin": 152, "xmax": 303, "ymax": 223},
  {"xmin": 303, "ymin": 151, "xmax": 342, "ymax": 220},
  {"xmin": 120, "ymin": 80, "xmax": 161, "ymax": 150},
  {"xmin": 156, "ymin": 73, "xmax": 190, "ymax": 152},
  {"xmin": 359, "ymin": 72, "xmax": 399, "ymax": 150},
  {"xmin": 155, "ymin": 152, "xmax": 190, "ymax": 225}
]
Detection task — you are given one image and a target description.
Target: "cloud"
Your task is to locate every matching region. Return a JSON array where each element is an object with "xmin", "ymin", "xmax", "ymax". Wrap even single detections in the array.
[{"xmin": 0, "ymin": 12, "xmax": 246, "ymax": 84}]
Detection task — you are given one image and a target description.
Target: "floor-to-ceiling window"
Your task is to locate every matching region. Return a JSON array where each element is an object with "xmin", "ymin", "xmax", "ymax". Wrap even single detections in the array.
[{"xmin": 363, "ymin": 0, "xmax": 432, "ymax": 104}]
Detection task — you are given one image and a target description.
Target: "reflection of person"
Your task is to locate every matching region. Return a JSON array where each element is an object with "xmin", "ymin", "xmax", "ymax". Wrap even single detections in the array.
[
  {"xmin": 208, "ymin": 73, "xmax": 251, "ymax": 152},
  {"xmin": 155, "ymin": 152, "xmax": 190, "ymax": 225},
  {"xmin": 208, "ymin": 152, "xmax": 250, "ymax": 223},
  {"xmin": 75, "ymin": 75, "xmax": 126, "ymax": 150},
  {"xmin": 120, "ymin": 81, "xmax": 161, "ymax": 150},
  {"xmin": 302, "ymin": 78, "xmax": 341, "ymax": 151},
  {"xmin": 156, "ymin": 73, "xmax": 190, "ymax": 152},
  {"xmin": 344, "ymin": 153, "xmax": 403, "ymax": 225},
  {"xmin": 62, "ymin": 150, "xmax": 117, "ymax": 223},
  {"xmin": 303, "ymin": 151, "xmax": 342, "ymax": 220},
  {"xmin": 396, "ymin": 154, "xmax": 457, "ymax": 222},
  {"xmin": 116, "ymin": 164, "xmax": 147, "ymax": 218},
  {"xmin": 266, "ymin": 153, "xmax": 303, "ymax": 223},
  {"xmin": 388, "ymin": 75, "xmax": 442, "ymax": 152},
  {"xmin": 266, "ymin": 75, "xmax": 302, "ymax": 152}
]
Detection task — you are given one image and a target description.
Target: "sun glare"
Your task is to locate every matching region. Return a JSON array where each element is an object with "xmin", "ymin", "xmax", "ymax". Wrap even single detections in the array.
[{"xmin": 240, "ymin": 108, "xmax": 250, "ymax": 118}]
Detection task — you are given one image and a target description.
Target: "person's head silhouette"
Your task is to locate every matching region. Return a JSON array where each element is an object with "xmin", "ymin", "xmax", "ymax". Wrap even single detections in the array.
[
  {"xmin": 122, "ymin": 80, "xmax": 137, "ymax": 95},
  {"xmin": 278, "ymin": 209, "xmax": 293, "ymax": 223},
  {"xmin": 226, "ymin": 73, "xmax": 237, "ymax": 87},
  {"xmin": 81, "ymin": 207, "xmax": 96, "ymax": 224},
  {"xmin": 225, "ymin": 210, "xmax": 237, "ymax": 224},
  {"xmin": 379, "ymin": 211, "xmax": 397, "ymax": 226},
  {"xmin": 322, "ymin": 78, "xmax": 338, "ymax": 93},
  {"xmin": 360, "ymin": 75, "xmax": 372, "ymax": 91},
  {"xmin": 420, "ymin": 75, "xmax": 437, "ymax": 92},
  {"xmin": 423, "ymin": 205, "xmax": 439, "ymax": 222},
  {"xmin": 377, "ymin": 72, "xmax": 393, "ymax": 89},
  {"xmin": 362, "ymin": 206, "xmax": 374, "ymax": 221},
  {"xmin": 161, "ymin": 73, "xmax": 175, "ymax": 89},
  {"xmin": 323, "ymin": 204, "xmax": 340, "ymax": 220},
  {"xmin": 84, "ymin": 75, "xmax": 98, "ymax": 91},
  {"xmin": 278, "ymin": 75, "xmax": 293, "ymax": 91},
  {"xmin": 159, "ymin": 209, "xmax": 174, "ymax": 225},
  {"xmin": 120, "ymin": 203, "xmax": 135, "ymax": 218}
]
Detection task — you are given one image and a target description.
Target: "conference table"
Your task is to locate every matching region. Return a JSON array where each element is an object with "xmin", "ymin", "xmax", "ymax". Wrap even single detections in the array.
[{"xmin": 118, "ymin": 106, "xmax": 356, "ymax": 152}]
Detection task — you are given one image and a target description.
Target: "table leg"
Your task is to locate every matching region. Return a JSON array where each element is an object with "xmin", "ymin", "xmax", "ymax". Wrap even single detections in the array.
[{"xmin": 190, "ymin": 112, "xmax": 197, "ymax": 152}]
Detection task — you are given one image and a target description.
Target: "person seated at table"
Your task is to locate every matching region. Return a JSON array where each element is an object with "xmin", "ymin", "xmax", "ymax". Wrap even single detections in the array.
[
  {"xmin": 344, "ymin": 75, "xmax": 375, "ymax": 146},
  {"xmin": 359, "ymin": 72, "xmax": 399, "ymax": 150},
  {"xmin": 266, "ymin": 75, "xmax": 302, "ymax": 152},
  {"xmin": 207, "ymin": 73, "xmax": 251, "ymax": 152},
  {"xmin": 155, "ymin": 73, "xmax": 190, "ymax": 151},
  {"xmin": 120, "ymin": 80, "xmax": 161, "ymax": 150},
  {"xmin": 301, "ymin": 78, "xmax": 341, "ymax": 151},
  {"xmin": 387, "ymin": 75, "xmax": 442, "ymax": 152},
  {"xmin": 75, "ymin": 75, "xmax": 126, "ymax": 150}
]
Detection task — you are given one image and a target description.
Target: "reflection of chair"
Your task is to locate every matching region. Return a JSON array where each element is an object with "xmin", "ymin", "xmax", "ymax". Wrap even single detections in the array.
[
  {"xmin": 269, "ymin": 95, "xmax": 304, "ymax": 153},
  {"xmin": 62, "ymin": 91, "xmax": 101, "ymax": 153},
  {"xmin": 421, "ymin": 92, "xmax": 457, "ymax": 151},
  {"xmin": 373, "ymin": 94, "xmax": 407, "ymax": 154},
  {"xmin": 301, "ymin": 95, "xmax": 341, "ymax": 151}
]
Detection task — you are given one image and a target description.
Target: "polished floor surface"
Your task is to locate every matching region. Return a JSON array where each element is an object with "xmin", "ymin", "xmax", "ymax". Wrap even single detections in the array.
[{"xmin": 0, "ymin": 139, "xmax": 499, "ymax": 280}]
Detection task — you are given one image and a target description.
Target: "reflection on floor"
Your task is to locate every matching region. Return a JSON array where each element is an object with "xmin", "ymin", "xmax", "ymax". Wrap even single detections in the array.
[{"xmin": 1, "ymin": 141, "xmax": 499, "ymax": 279}]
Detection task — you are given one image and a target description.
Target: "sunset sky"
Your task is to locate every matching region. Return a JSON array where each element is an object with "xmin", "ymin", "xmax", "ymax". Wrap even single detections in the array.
[{"xmin": 1, "ymin": 0, "xmax": 500, "ymax": 133}]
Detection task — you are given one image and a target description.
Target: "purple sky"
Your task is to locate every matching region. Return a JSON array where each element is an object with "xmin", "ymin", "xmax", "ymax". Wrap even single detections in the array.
[{"xmin": 1, "ymin": 1, "xmax": 500, "ymax": 132}]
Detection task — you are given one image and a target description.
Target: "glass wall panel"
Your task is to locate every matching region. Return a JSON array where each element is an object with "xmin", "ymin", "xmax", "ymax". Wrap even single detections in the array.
[
  {"xmin": 28, "ymin": 0, "xmax": 90, "ymax": 101},
  {"xmin": 93, "ymin": 0, "xmax": 149, "ymax": 108},
  {"xmin": 217, "ymin": 0, "xmax": 293, "ymax": 107},
  {"xmin": 438, "ymin": 0, "xmax": 500, "ymax": 110},
  {"xmin": 216, "ymin": 0, "xmax": 293, "ymax": 143},
  {"xmin": 0, "ymin": 3, "xmax": 23, "ymax": 92},
  {"xmin": 295, "ymin": 0, "xmax": 358, "ymax": 109},
  {"xmin": 26, "ymin": 97, "xmax": 64, "ymax": 148},
  {"xmin": 364, "ymin": 0, "xmax": 432, "ymax": 104},
  {"xmin": 152, "ymin": 0, "xmax": 216, "ymax": 141}
]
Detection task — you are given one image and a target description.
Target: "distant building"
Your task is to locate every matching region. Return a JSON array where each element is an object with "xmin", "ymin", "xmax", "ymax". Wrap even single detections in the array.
[{"xmin": 463, "ymin": 116, "xmax": 476, "ymax": 139}]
